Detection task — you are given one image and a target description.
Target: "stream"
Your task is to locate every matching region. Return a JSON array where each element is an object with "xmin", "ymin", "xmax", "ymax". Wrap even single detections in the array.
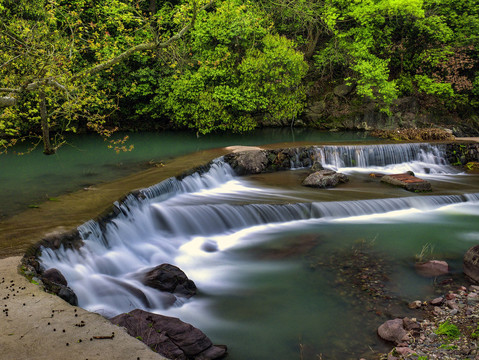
[{"xmin": 37, "ymin": 142, "xmax": 479, "ymax": 359}]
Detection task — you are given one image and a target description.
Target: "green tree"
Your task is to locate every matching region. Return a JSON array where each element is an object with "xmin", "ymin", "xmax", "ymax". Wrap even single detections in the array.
[
  {"xmin": 164, "ymin": 0, "xmax": 308, "ymax": 134},
  {"xmin": 0, "ymin": 0, "xmax": 214, "ymax": 154}
]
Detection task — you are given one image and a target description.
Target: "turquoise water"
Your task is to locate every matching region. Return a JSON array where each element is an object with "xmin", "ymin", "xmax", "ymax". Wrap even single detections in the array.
[
  {"xmin": 38, "ymin": 147, "xmax": 479, "ymax": 359},
  {"xmin": 0, "ymin": 129, "xmax": 374, "ymax": 218}
]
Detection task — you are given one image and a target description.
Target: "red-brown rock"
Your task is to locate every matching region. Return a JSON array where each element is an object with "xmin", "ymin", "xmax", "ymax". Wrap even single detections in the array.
[
  {"xmin": 377, "ymin": 318, "xmax": 410, "ymax": 344},
  {"xmin": 415, "ymin": 260, "xmax": 449, "ymax": 277},
  {"xmin": 381, "ymin": 172, "xmax": 432, "ymax": 192}
]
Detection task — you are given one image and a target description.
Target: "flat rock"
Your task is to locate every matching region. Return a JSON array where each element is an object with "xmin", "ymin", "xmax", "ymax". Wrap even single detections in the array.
[
  {"xmin": 381, "ymin": 172, "xmax": 432, "ymax": 192},
  {"xmin": 415, "ymin": 260, "xmax": 449, "ymax": 277},
  {"xmin": 111, "ymin": 309, "xmax": 227, "ymax": 360}
]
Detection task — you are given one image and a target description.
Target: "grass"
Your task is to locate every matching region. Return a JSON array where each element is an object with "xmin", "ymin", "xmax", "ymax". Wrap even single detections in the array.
[
  {"xmin": 435, "ymin": 320, "xmax": 461, "ymax": 340},
  {"xmin": 415, "ymin": 243, "xmax": 435, "ymax": 263}
]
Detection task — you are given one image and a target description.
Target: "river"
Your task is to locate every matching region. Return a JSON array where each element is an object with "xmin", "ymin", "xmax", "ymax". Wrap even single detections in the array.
[{"xmin": 35, "ymin": 140, "xmax": 479, "ymax": 359}]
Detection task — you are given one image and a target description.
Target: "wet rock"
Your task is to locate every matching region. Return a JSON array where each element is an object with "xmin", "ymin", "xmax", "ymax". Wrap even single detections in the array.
[
  {"xmin": 224, "ymin": 150, "xmax": 268, "ymax": 175},
  {"xmin": 311, "ymin": 161, "xmax": 323, "ymax": 172},
  {"xmin": 42, "ymin": 268, "xmax": 68, "ymax": 287},
  {"xmin": 415, "ymin": 260, "xmax": 449, "ymax": 277},
  {"xmin": 302, "ymin": 170, "xmax": 349, "ymax": 188},
  {"xmin": 403, "ymin": 317, "xmax": 420, "ymax": 332},
  {"xmin": 57, "ymin": 286, "xmax": 78, "ymax": 306},
  {"xmin": 430, "ymin": 296, "xmax": 444, "ymax": 305},
  {"xmin": 143, "ymin": 264, "xmax": 197, "ymax": 298},
  {"xmin": 408, "ymin": 300, "xmax": 422, "ymax": 309},
  {"xmin": 378, "ymin": 319, "xmax": 409, "ymax": 344},
  {"xmin": 201, "ymin": 240, "xmax": 218, "ymax": 253},
  {"xmin": 223, "ymin": 147, "xmax": 316, "ymax": 175},
  {"xmin": 381, "ymin": 172, "xmax": 432, "ymax": 192},
  {"xmin": 110, "ymin": 309, "xmax": 227, "ymax": 360},
  {"xmin": 467, "ymin": 292, "xmax": 479, "ymax": 305},
  {"xmin": 395, "ymin": 346, "xmax": 414, "ymax": 356},
  {"xmin": 433, "ymin": 306, "xmax": 445, "ymax": 316},
  {"xmin": 464, "ymin": 245, "xmax": 479, "ymax": 284}
]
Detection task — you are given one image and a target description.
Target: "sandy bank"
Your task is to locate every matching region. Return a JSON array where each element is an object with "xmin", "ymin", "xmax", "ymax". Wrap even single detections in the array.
[{"xmin": 0, "ymin": 256, "xmax": 167, "ymax": 360}]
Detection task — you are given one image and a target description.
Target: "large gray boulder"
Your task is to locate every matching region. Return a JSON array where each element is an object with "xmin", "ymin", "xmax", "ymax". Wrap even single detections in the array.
[
  {"xmin": 143, "ymin": 264, "xmax": 197, "ymax": 298},
  {"xmin": 110, "ymin": 309, "xmax": 227, "ymax": 360},
  {"xmin": 464, "ymin": 245, "xmax": 479, "ymax": 284},
  {"xmin": 302, "ymin": 170, "xmax": 349, "ymax": 188}
]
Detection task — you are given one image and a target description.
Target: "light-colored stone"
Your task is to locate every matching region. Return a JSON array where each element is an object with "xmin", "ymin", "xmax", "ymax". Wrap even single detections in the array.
[{"xmin": 408, "ymin": 300, "xmax": 422, "ymax": 309}]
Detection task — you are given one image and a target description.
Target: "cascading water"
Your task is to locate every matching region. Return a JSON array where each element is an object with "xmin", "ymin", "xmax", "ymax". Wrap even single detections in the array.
[
  {"xmin": 316, "ymin": 143, "xmax": 457, "ymax": 175},
  {"xmin": 38, "ymin": 143, "xmax": 479, "ymax": 359}
]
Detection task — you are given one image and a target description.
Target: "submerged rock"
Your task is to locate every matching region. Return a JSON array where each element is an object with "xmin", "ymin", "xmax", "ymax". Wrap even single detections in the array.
[
  {"xmin": 415, "ymin": 260, "xmax": 449, "ymax": 277},
  {"xmin": 381, "ymin": 172, "xmax": 432, "ymax": 192},
  {"xmin": 110, "ymin": 309, "xmax": 227, "ymax": 360},
  {"xmin": 143, "ymin": 264, "xmax": 197, "ymax": 298},
  {"xmin": 302, "ymin": 170, "xmax": 349, "ymax": 188}
]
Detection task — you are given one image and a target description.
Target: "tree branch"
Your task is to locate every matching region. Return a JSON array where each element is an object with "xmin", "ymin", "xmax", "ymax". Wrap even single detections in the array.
[{"xmin": 73, "ymin": 0, "xmax": 213, "ymax": 80}]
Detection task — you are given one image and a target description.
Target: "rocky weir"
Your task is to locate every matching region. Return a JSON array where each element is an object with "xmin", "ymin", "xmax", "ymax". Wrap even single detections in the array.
[{"xmin": 20, "ymin": 140, "xmax": 479, "ymax": 360}]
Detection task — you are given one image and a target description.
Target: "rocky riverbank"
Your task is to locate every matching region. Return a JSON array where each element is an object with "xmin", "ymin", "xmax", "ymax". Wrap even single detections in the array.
[{"xmin": 377, "ymin": 284, "xmax": 479, "ymax": 360}]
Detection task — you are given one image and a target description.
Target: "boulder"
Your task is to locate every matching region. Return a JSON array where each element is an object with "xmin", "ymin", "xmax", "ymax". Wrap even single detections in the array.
[
  {"xmin": 381, "ymin": 172, "xmax": 432, "ymax": 192},
  {"xmin": 143, "ymin": 264, "xmax": 197, "ymax": 298},
  {"xmin": 464, "ymin": 245, "xmax": 479, "ymax": 284},
  {"xmin": 414, "ymin": 260, "xmax": 449, "ymax": 277},
  {"xmin": 42, "ymin": 268, "xmax": 68, "ymax": 286},
  {"xmin": 110, "ymin": 309, "xmax": 227, "ymax": 360},
  {"xmin": 302, "ymin": 170, "xmax": 349, "ymax": 188},
  {"xmin": 57, "ymin": 286, "xmax": 78, "ymax": 306},
  {"xmin": 377, "ymin": 318, "xmax": 409, "ymax": 344},
  {"xmin": 223, "ymin": 150, "xmax": 268, "ymax": 175},
  {"xmin": 40, "ymin": 268, "xmax": 78, "ymax": 306}
]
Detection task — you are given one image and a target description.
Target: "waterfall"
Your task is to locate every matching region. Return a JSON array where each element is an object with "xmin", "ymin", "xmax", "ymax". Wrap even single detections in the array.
[
  {"xmin": 37, "ymin": 143, "xmax": 477, "ymax": 320},
  {"xmin": 315, "ymin": 143, "xmax": 456, "ymax": 175}
]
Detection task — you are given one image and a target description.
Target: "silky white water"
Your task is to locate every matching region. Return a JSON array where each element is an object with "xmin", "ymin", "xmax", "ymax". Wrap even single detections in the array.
[{"xmin": 39, "ymin": 143, "xmax": 479, "ymax": 359}]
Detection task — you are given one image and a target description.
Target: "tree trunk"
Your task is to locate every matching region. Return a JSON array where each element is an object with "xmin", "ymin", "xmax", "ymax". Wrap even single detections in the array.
[
  {"xmin": 305, "ymin": 27, "xmax": 321, "ymax": 60},
  {"xmin": 39, "ymin": 89, "xmax": 55, "ymax": 155}
]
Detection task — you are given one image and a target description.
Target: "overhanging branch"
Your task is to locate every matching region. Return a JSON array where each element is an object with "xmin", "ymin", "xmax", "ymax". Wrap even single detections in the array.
[{"xmin": 74, "ymin": 0, "xmax": 213, "ymax": 80}]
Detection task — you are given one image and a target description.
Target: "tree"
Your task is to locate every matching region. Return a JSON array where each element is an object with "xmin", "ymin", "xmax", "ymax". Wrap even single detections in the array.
[
  {"xmin": 164, "ymin": 0, "xmax": 308, "ymax": 134},
  {"xmin": 0, "ymin": 0, "xmax": 214, "ymax": 154}
]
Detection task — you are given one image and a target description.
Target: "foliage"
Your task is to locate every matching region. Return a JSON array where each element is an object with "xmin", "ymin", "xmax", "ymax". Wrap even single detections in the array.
[
  {"xmin": 435, "ymin": 320, "xmax": 461, "ymax": 340},
  {"xmin": 2, "ymin": 0, "xmax": 479, "ymax": 153},
  {"xmin": 164, "ymin": 0, "xmax": 308, "ymax": 134}
]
